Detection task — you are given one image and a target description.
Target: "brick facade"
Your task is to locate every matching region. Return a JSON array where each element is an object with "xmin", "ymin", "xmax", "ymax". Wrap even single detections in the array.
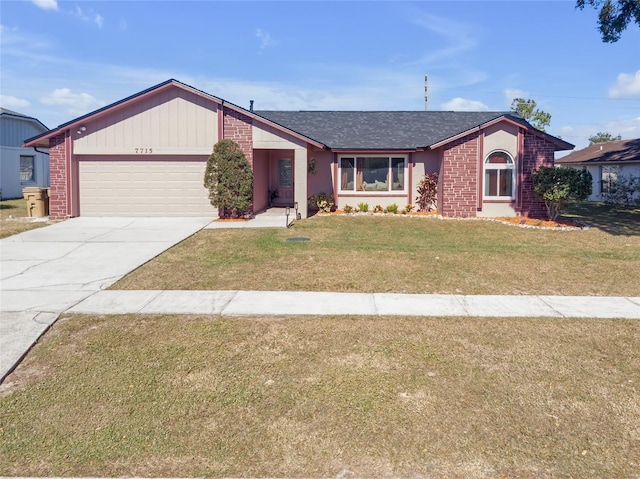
[
  {"xmin": 222, "ymin": 106, "xmax": 254, "ymax": 216},
  {"xmin": 48, "ymin": 133, "xmax": 69, "ymax": 220},
  {"xmin": 520, "ymin": 132, "xmax": 555, "ymax": 218},
  {"xmin": 439, "ymin": 132, "xmax": 479, "ymax": 217},
  {"xmin": 223, "ymin": 107, "xmax": 253, "ymax": 167}
]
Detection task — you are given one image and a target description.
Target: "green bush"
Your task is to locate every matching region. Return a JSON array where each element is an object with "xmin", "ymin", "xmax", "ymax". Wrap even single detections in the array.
[
  {"xmin": 386, "ymin": 203, "xmax": 399, "ymax": 214},
  {"xmin": 203, "ymin": 140, "xmax": 253, "ymax": 217},
  {"xmin": 533, "ymin": 166, "xmax": 592, "ymax": 220},
  {"xmin": 357, "ymin": 202, "xmax": 369, "ymax": 213},
  {"xmin": 309, "ymin": 192, "xmax": 335, "ymax": 213}
]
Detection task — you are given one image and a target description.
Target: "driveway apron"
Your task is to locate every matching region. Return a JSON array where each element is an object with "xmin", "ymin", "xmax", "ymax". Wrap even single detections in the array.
[{"xmin": 0, "ymin": 216, "xmax": 212, "ymax": 381}]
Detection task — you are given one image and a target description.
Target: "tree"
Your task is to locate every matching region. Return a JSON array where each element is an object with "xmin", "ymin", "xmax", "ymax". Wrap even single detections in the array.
[
  {"xmin": 510, "ymin": 98, "xmax": 552, "ymax": 132},
  {"xmin": 588, "ymin": 131, "xmax": 622, "ymax": 144},
  {"xmin": 576, "ymin": 0, "xmax": 640, "ymax": 43},
  {"xmin": 533, "ymin": 166, "xmax": 593, "ymax": 220},
  {"xmin": 204, "ymin": 139, "xmax": 254, "ymax": 217}
]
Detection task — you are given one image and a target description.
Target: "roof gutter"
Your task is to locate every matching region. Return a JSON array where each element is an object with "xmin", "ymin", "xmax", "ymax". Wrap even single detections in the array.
[{"xmin": 33, "ymin": 147, "xmax": 49, "ymax": 156}]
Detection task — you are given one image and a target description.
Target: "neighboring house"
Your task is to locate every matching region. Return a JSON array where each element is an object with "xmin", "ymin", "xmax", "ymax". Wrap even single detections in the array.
[
  {"xmin": 23, "ymin": 79, "xmax": 572, "ymax": 220},
  {"xmin": 555, "ymin": 138, "xmax": 640, "ymax": 201},
  {"xmin": 1, "ymin": 108, "xmax": 49, "ymax": 199}
]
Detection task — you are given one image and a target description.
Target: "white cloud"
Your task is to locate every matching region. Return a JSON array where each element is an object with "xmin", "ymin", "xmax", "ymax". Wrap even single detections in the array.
[
  {"xmin": 0, "ymin": 94, "xmax": 31, "ymax": 110},
  {"xmin": 70, "ymin": 6, "xmax": 104, "ymax": 28},
  {"xmin": 557, "ymin": 116, "xmax": 640, "ymax": 150},
  {"xmin": 255, "ymin": 28, "xmax": 277, "ymax": 50},
  {"xmin": 609, "ymin": 70, "xmax": 640, "ymax": 98},
  {"xmin": 503, "ymin": 88, "xmax": 529, "ymax": 107},
  {"xmin": 40, "ymin": 88, "xmax": 106, "ymax": 116},
  {"xmin": 32, "ymin": 0, "xmax": 58, "ymax": 11},
  {"xmin": 441, "ymin": 97, "xmax": 489, "ymax": 111},
  {"xmin": 409, "ymin": 12, "xmax": 478, "ymax": 65}
]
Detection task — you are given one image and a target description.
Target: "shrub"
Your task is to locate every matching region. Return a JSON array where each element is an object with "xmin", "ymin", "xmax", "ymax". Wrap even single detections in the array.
[
  {"xmin": 309, "ymin": 192, "xmax": 335, "ymax": 213},
  {"xmin": 204, "ymin": 139, "xmax": 253, "ymax": 217},
  {"xmin": 533, "ymin": 166, "xmax": 592, "ymax": 220},
  {"xmin": 357, "ymin": 202, "xmax": 369, "ymax": 213},
  {"xmin": 386, "ymin": 203, "xmax": 398, "ymax": 214},
  {"xmin": 343, "ymin": 204, "xmax": 354, "ymax": 214},
  {"xmin": 603, "ymin": 174, "xmax": 640, "ymax": 206},
  {"xmin": 404, "ymin": 204, "xmax": 415, "ymax": 214},
  {"xmin": 373, "ymin": 205, "xmax": 384, "ymax": 213},
  {"xmin": 416, "ymin": 173, "xmax": 438, "ymax": 211}
]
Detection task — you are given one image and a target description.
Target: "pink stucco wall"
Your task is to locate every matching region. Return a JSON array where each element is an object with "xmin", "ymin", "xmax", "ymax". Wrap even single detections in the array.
[{"xmin": 307, "ymin": 150, "xmax": 334, "ymax": 198}]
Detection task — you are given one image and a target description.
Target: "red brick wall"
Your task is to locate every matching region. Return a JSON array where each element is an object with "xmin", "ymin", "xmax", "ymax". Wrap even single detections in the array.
[
  {"xmin": 520, "ymin": 132, "xmax": 555, "ymax": 218},
  {"xmin": 223, "ymin": 107, "xmax": 253, "ymax": 167},
  {"xmin": 221, "ymin": 107, "xmax": 254, "ymax": 216},
  {"xmin": 439, "ymin": 132, "xmax": 479, "ymax": 217},
  {"xmin": 48, "ymin": 132, "xmax": 69, "ymax": 220}
]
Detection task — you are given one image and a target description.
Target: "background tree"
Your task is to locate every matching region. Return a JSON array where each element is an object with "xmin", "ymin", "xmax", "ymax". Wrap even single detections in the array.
[
  {"xmin": 588, "ymin": 131, "xmax": 622, "ymax": 144},
  {"xmin": 510, "ymin": 98, "xmax": 552, "ymax": 132},
  {"xmin": 204, "ymin": 139, "xmax": 254, "ymax": 217},
  {"xmin": 533, "ymin": 166, "xmax": 593, "ymax": 220},
  {"xmin": 576, "ymin": 0, "xmax": 640, "ymax": 43}
]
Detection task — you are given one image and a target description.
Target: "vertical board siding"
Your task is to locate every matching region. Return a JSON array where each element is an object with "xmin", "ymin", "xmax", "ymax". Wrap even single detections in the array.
[
  {"xmin": 1, "ymin": 117, "xmax": 48, "ymax": 147},
  {"xmin": 73, "ymin": 88, "xmax": 218, "ymax": 155}
]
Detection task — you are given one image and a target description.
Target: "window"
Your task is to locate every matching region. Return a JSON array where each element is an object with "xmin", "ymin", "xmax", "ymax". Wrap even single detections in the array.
[
  {"xmin": 601, "ymin": 166, "xmax": 617, "ymax": 194},
  {"xmin": 339, "ymin": 156, "xmax": 406, "ymax": 192},
  {"xmin": 20, "ymin": 155, "xmax": 35, "ymax": 183},
  {"xmin": 484, "ymin": 151, "xmax": 514, "ymax": 198}
]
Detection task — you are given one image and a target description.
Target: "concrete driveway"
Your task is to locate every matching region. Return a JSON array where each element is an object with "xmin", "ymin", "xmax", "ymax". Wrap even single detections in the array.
[{"xmin": 0, "ymin": 216, "xmax": 212, "ymax": 380}]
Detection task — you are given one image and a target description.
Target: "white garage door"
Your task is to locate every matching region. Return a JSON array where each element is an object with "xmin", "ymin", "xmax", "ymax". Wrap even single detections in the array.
[{"xmin": 79, "ymin": 160, "xmax": 215, "ymax": 216}]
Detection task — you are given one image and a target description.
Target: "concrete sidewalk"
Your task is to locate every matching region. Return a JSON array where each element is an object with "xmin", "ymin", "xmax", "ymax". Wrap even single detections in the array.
[{"xmin": 67, "ymin": 290, "xmax": 640, "ymax": 318}]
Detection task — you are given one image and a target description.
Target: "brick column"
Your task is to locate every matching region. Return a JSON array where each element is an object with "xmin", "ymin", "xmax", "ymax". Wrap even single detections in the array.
[
  {"xmin": 222, "ymin": 107, "xmax": 254, "ymax": 216},
  {"xmin": 439, "ymin": 132, "xmax": 479, "ymax": 217},
  {"xmin": 48, "ymin": 132, "xmax": 69, "ymax": 220},
  {"xmin": 520, "ymin": 133, "xmax": 555, "ymax": 218},
  {"xmin": 223, "ymin": 107, "xmax": 253, "ymax": 167}
]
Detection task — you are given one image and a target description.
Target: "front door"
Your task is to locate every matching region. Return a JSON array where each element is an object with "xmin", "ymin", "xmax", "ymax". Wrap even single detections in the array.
[{"xmin": 272, "ymin": 158, "xmax": 293, "ymax": 206}]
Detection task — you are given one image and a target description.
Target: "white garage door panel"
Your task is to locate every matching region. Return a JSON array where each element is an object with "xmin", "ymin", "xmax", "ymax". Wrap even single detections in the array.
[{"xmin": 79, "ymin": 160, "xmax": 214, "ymax": 216}]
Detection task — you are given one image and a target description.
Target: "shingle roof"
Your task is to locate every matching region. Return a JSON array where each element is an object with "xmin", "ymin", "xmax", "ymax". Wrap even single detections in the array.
[
  {"xmin": 555, "ymin": 138, "xmax": 640, "ymax": 164},
  {"xmin": 254, "ymin": 110, "xmax": 525, "ymax": 150}
]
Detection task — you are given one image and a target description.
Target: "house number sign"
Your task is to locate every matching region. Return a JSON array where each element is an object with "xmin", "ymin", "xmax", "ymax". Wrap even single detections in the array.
[{"xmin": 134, "ymin": 148, "xmax": 154, "ymax": 154}]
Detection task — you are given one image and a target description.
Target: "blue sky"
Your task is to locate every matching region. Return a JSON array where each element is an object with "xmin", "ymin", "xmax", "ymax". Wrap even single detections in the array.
[{"xmin": 1, "ymin": 0, "xmax": 639, "ymax": 151}]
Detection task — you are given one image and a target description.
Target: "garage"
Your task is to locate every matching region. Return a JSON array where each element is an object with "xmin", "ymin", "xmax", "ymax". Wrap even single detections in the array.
[{"xmin": 78, "ymin": 159, "xmax": 215, "ymax": 217}]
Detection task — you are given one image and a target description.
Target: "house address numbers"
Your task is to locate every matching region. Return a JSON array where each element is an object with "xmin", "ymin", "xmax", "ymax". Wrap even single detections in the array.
[{"xmin": 134, "ymin": 148, "xmax": 153, "ymax": 154}]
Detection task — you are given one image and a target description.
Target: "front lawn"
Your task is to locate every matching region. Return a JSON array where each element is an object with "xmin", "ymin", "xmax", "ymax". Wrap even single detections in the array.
[
  {"xmin": 1, "ymin": 314, "xmax": 638, "ymax": 478},
  {"xmin": 112, "ymin": 205, "xmax": 640, "ymax": 296},
  {"xmin": 0, "ymin": 198, "xmax": 49, "ymax": 239}
]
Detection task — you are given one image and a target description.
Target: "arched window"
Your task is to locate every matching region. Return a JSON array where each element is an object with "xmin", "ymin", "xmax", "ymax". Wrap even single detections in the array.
[{"xmin": 484, "ymin": 151, "xmax": 515, "ymax": 198}]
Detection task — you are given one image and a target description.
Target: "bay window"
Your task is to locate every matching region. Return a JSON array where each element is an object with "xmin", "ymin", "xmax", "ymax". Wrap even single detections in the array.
[{"xmin": 339, "ymin": 156, "xmax": 406, "ymax": 192}]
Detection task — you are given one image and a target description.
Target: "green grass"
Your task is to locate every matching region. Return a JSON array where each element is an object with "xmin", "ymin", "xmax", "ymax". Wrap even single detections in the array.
[
  {"xmin": 112, "ymin": 203, "xmax": 640, "ymax": 296},
  {"xmin": 0, "ymin": 198, "xmax": 49, "ymax": 239},
  {"xmin": 1, "ymin": 314, "xmax": 638, "ymax": 478}
]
